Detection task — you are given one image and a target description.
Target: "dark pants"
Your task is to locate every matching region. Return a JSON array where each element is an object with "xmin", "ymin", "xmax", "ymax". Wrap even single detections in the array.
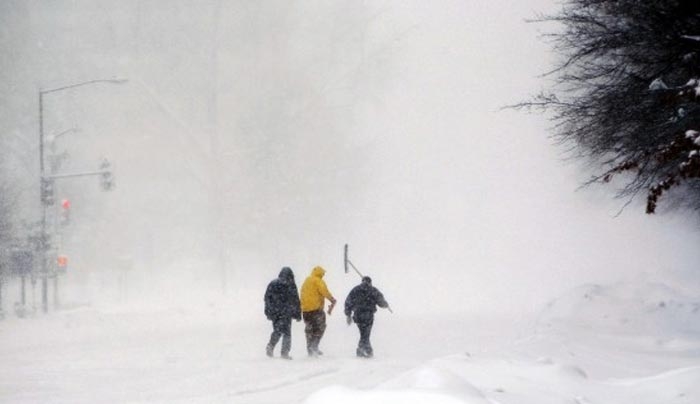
[
  {"xmin": 354, "ymin": 311, "xmax": 375, "ymax": 357},
  {"xmin": 267, "ymin": 317, "xmax": 292, "ymax": 356},
  {"xmin": 302, "ymin": 309, "xmax": 326, "ymax": 355}
]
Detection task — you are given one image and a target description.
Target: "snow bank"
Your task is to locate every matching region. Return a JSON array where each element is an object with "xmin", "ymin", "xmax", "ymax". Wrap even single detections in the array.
[
  {"xmin": 536, "ymin": 280, "xmax": 700, "ymax": 336},
  {"xmin": 302, "ymin": 280, "xmax": 700, "ymax": 404},
  {"xmin": 304, "ymin": 386, "xmax": 477, "ymax": 404},
  {"xmin": 303, "ymin": 347, "xmax": 700, "ymax": 404},
  {"xmin": 604, "ymin": 365, "xmax": 700, "ymax": 403},
  {"xmin": 304, "ymin": 365, "xmax": 492, "ymax": 404}
]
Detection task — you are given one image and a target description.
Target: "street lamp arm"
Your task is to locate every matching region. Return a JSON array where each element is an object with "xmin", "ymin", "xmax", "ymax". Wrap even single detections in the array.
[
  {"xmin": 51, "ymin": 127, "xmax": 80, "ymax": 140},
  {"xmin": 40, "ymin": 78, "xmax": 128, "ymax": 95},
  {"xmin": 40, "ymin": 77, "xmax": 128, "ymax": 171},
  {"xmin": 45, "ymin": 169, "xmax": 109, "ymax": 180}
]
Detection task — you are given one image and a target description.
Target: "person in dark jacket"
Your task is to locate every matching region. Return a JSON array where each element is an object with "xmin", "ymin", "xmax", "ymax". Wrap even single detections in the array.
[
  {"xmin": 264, "ymin": 267, "xmax": 302, "ymax": 359},
  {"xmin": 344, "ymin": 276, "xmax": 389, "ymax": 358}
]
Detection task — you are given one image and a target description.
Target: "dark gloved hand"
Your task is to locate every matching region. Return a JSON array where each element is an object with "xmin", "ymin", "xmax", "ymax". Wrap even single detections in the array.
[{"xmin": 346, "ymin": 315, "xmax": 352, "ymax": 325}]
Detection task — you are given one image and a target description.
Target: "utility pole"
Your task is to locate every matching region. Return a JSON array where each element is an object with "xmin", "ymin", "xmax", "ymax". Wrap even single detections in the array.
[{"xmin": 209, "ymin": 0, "xmax": 227, "ymax": 294}]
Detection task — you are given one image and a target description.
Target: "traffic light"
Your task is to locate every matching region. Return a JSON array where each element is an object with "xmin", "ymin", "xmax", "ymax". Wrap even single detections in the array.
[
  {"xmin": 99, "ymin": 158, "xmax": 114, "ymax": 191},
  {"xmin": 60, "ymin": 198, "xmax": 71, "ymax": 225},
  {"xmin": 41, "ymin": 177, "xmax": 55, "ymax": 205},
  {"xmin": 57, "ymin": 254, "xmax": 68, "ymax": 274}
]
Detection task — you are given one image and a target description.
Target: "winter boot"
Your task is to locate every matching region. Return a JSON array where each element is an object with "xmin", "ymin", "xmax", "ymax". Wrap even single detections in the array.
[
  {"xmin": 356, "ymin": 347, "xmax": 373, "ymax": 358},
  {"xmin": 308, "ymin": 336, "xmax": 323, "ymax": 356},
  {"xmin": 266, "ymin": 344, "xmax": 274, "ymax": 358}
]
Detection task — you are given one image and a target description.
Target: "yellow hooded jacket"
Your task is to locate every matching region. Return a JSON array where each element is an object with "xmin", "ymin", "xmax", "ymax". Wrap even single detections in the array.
[{"xmin": 300, "ymin": 266, "xmax": 334, "ymax": 312}]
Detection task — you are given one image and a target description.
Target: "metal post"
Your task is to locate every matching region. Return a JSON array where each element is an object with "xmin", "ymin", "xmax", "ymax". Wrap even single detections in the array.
[
  {"xmin": 0, "ymin": 274, "xmax": 3, "ymax": 317},
  {"xmin": 53, "ymin": 275, "xmax": 59, "ymax": 308},
  {"xmin": 39, "ymin": 92, "xmax": 45, "ymax": 174},
  {"xmin": 20, "ymin": 275, "xmax": 26, "ymax": 305},
  {"xmin": 39, "ymin": 91, "xmax": 49, "ymax": 314},
  {"xmin": 31, "ymin": 275, "xmax": 37, "ymax": 313}
]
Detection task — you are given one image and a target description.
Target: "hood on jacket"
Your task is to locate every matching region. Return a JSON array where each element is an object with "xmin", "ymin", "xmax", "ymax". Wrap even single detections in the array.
[
  {"xmin": 279, "ymin": 267, "xmax": 295, "ymax": 283},
  {"xmin": 311, "ymin": 266, "xmax": 325, "ymax": 278}
]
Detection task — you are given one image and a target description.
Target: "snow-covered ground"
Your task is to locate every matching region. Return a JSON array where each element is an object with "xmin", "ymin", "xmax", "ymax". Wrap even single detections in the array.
[{"xmin": 1, "ymin": 279, "xmax": 698, "ymax": 404}]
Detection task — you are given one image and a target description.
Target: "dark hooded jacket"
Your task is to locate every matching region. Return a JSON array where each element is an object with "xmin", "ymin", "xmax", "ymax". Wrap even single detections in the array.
[
  {"xmin": 264, "ymin": 267, "xmax": 302, "ymax": 320},
  {"xmin": 344, "ymin": 277, "xmax": 388, "ymax": 320}
]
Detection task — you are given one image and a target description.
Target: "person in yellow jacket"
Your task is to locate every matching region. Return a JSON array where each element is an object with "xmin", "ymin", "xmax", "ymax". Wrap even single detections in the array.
[{"xmin": 300, "ymin": 266, "xmax": 337, "ymax": 356}]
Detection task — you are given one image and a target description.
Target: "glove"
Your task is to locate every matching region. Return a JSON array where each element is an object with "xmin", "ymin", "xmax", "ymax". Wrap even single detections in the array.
[
  {"xmin": 346, "ymin": 315, "xmax": 352, "ymax": 325},
  {"xmin": 328, "ymin": 299, "xmax": 337, "ymax": 316}
]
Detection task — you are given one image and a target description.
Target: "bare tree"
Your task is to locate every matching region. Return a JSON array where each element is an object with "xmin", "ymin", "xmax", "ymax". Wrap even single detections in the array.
[
  {"xmin": 523, "ymin": 0, "xmax": 700, "ymax": 213},
  {"xmin": 0, "ymin": 164, "xmax": 19, "ymax": 282}
]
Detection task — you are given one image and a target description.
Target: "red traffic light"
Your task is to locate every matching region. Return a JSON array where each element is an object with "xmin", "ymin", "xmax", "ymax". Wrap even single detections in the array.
[{"xmin": 61, "ymin": 199, "xmax": 71, "ymax": 209}]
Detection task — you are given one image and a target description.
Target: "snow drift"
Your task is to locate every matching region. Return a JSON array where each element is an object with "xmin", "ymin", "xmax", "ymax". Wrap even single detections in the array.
[
  {"xmin": 303, "ymin": 279, "xmax": 700, "ymax": 404},
  {"xmin": 536, "ymin": 280, "xmax": 700, "ymax": 336}
]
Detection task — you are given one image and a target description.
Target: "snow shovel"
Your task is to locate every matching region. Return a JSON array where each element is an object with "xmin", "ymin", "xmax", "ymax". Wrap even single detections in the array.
[{"xmin": 344, "ymin": 244, "xmax": 393, "ymax": 313}]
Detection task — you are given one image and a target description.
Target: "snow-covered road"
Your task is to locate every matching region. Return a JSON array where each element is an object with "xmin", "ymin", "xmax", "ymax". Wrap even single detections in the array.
[
  {"xmin": 0, "ymin": 303, "xmax": 518, "ymax": 403},
  {"xmin": 1, "ymin": 281, "xmax": 699, "ymax": 404}
]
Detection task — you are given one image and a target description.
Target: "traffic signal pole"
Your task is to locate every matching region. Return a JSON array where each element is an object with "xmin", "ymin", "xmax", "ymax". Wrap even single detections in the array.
[{"xmin": 38, "ymin": 78, "xmax": 126, "ymax": 314}]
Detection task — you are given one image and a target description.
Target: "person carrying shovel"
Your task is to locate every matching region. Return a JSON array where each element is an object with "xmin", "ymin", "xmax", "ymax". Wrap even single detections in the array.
[{"xmin": 344, "ymin": 276, "xmax": 389, "ymax": 358}]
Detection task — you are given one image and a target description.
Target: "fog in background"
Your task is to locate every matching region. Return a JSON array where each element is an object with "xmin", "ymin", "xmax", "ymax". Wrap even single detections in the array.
[{"xmin": 2, "ymin": 0, "xmax": 699, "ymax": 317}]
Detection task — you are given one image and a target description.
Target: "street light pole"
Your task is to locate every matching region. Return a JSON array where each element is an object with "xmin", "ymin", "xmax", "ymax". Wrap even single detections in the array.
[
  {"xmin": 38, "ymin": 91, "xmax": 48, "ymax": 313},
  {"xmin": 38, "ymin": 78, "xmax": 127, "ymax": 313}
]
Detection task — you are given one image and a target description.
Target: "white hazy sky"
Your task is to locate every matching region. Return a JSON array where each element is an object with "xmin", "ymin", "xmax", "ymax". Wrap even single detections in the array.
[{"xmin": 2, "ymin": 0, "xmax": 699, "ymax": 316}]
